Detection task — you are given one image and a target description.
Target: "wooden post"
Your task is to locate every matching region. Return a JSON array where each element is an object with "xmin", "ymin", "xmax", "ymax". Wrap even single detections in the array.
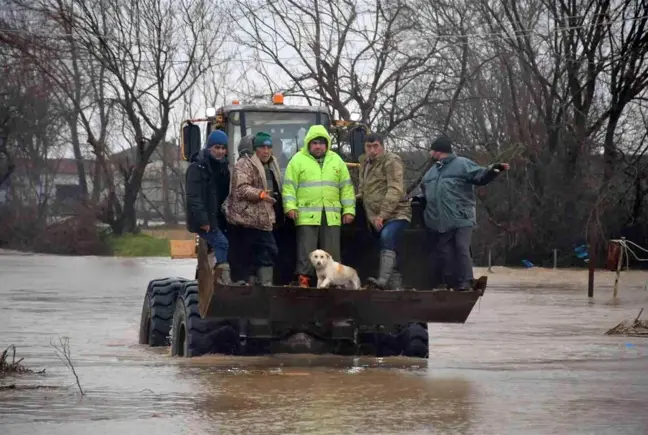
[
  {"xmin": 587, "ymin": 237, "xmax": 595, "ymax": 298},
  {"xmin": 588, "ymin": 258, "xmax": 595, "ymax": 298},
  {"xmin": 612, "ymin": 240, "xmax": 624, "ymax": 298},
  {"xmin": 488, "ymin": 248, "xmax": 492, "ymax": 273},
  {"xmin": 553, "ymin": 249, "xmax": 558, "ymax": 269},
  {"xmin": 635, "ymin": 308, "xmax": 644, "ymax": 323}
]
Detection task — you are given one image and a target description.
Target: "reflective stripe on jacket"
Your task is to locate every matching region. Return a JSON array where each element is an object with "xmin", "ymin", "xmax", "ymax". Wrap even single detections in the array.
[{"xmin": 282, "ymin": 125, "xmax": 355, "ymax": 226}]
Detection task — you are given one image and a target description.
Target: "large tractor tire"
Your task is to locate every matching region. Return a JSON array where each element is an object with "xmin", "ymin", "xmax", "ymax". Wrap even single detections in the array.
[
  {"xmin": 170, "ymin": 280, "xmax": 241, "ymax": 358},
  {"xmin": 357, "ymin": 323, "xmax": 429, "ymax": 358},
  {"xmin": 402, "ymin": 323, "xmax": 429, "ymax": 358},
  {"xmin": 139, "ymin": 277, "xmax": 188, "ymax": 347}
]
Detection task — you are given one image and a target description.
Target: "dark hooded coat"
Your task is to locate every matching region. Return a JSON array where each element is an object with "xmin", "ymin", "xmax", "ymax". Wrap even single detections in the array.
[{"xmin": 185, "ymin": 148, "xmax": 231, "ymax": 233}]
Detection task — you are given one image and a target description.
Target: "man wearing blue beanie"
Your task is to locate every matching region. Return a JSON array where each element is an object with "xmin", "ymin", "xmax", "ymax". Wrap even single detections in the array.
[{"xmin": 185, "ymin": 129, "xmax": 233, "ymax": 284}]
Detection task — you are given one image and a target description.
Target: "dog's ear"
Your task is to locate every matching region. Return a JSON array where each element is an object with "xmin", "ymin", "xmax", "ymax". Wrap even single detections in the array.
[{"xmin": 326, "ymin": 252, "xmax": 331, "ymax": 260}]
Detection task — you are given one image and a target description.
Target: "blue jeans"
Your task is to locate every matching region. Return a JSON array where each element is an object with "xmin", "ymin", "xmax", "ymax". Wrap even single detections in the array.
[
  {"xmin": 378, "ymin": 219, "xmax": 409, "ymax": 251},
  {"xmin": 198, "ymin": 228, "xmax": 229, "ymax": 264}
]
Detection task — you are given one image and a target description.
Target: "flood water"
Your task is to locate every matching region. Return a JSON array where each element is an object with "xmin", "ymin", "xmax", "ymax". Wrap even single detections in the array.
[{"xmin": 1, "ymin": 253, "xmax": 647, "ymax": 434}]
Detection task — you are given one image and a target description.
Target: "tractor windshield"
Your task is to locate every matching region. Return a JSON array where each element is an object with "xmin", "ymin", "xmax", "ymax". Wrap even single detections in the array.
[{"xmin": 228, "ymin": 110, "xmax": 330, "ymax": 170}]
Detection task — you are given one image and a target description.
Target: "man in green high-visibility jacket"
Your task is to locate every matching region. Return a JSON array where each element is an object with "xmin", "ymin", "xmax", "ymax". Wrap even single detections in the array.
[{"xmin": 282, "ymin": 124, "xmax": 356, "ymax": 288}]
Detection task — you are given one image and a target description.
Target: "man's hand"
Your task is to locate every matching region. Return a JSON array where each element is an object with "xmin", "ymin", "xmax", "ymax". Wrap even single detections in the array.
[
  {"xmin": 373, "ymin": 216, "xmax": 384, "ymax": 231},
  {"xmin": 286, "ymin": 210, "xmax": 298, "ymax": 220},
  {"xmin": 492, "ymin": 163, "xmax": 510, "ymax": 173},
  {"xmin": 200, "ymin": 224, "xmax": 210, "ymax": 232},
  {"xmin": 343, "ymin": 214, "xmax": 354, "ymax": 225},
  {"xmin": 260, "ymin": 191, "xmax": 277, "ymax": 204}
]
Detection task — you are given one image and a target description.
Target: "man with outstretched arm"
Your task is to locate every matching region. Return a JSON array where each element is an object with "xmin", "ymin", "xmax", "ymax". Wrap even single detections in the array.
[{"xmin": 420, "ymin": 135, "xmax": 510, "ymax": 291}]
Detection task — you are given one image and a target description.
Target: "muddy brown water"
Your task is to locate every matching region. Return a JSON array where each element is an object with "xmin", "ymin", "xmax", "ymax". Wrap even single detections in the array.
[{"xmin": 1, "ymin": 253, "xmax": 647, "ymax": 434}]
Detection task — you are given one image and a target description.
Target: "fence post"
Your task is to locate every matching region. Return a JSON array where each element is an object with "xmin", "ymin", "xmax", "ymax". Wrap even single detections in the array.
[
  {"xmin": 553, "ymin": 249, "xmax": 558, "ymax": 269},
  {"xmin": 613, "ymin": 239, "xmax": 624, "ymax": 298},
  {"xmin": 488, "ymin": 248, "xmax": 492, "ymax": 273},
  {"xmin": 587, "ymin": 239, "xmax": 596, "ymax": 298},
  {"xmin": 612, "ymin": 237, "xmax": 625, "ymax": 299}
]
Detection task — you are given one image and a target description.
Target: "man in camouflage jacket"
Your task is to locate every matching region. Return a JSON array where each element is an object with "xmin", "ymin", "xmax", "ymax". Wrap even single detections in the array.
[{"xmin": 357, "ymin": 132, "xmax": 412, "ymax": 289}]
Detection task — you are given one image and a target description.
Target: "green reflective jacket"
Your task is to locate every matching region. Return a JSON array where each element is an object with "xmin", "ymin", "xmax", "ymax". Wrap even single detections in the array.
[{"xmin": 282, "ymin": 125, "xmax": 356, "ymax": 226}]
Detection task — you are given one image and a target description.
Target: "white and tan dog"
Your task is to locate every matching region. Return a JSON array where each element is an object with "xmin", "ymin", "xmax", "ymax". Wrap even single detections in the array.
[{"xmin": 309, "ymin": 249, "xmax": 362, "ymax": 290}]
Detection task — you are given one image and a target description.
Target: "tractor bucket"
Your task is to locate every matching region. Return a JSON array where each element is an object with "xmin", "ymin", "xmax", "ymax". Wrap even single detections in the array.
[{"xmin": 199, "ymin": 266, "xmax": 486, "ymax": 325}]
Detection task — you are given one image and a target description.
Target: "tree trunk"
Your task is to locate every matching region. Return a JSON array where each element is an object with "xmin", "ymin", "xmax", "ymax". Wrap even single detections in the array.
[
  {"xmin": 603, "ymin": 110, "xmax": 622, "ymax": 183},
  {"xmin": 67, "ymin": 115, "xmax": 88, "ymax": 201},
  {"xmin": 118, "ymin": 158, "xmax": 150, "ymax": 234},
  {"xmin": 161, "ymin": 144, "xmax": 177, "ymax": 224},
  {"xmin": 92, "ymin": 156, "xmax": 102, "ymax": 203},
  {"xmin": 632, "ymin": 175, "xmax": 646, "ymax": 223},
  {"xmin": 122, "ymin": 198, "xmax": 138, "ymax": 233}
]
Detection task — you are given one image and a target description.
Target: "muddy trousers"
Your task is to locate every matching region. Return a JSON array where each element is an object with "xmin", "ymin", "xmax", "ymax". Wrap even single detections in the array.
[
  {"xmin": 295, "ymin": 212, "xmax": 341, "ymax": 276},
  {"xmin": 427, "ymin": 227, "xmax": 474, "ymax": 289}
]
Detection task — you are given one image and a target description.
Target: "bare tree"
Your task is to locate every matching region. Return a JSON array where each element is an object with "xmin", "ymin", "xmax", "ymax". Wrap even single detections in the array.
[
  {"xmin": 41, "ymin": 0, "xmax": 232, "ymax": 234},
  {"xmin": 2, "ymin": 0, "xmax": 119, "ymax": 210},
  {"xmin": 233, "ymin": 0, "xmax": 464, "ymax": 135},
  {"xmin": 0, "ymin": 44, "xmax": 65, "ymax": 219},
  {"xmin": 599, "ymin": 0, "xmax": 648, "ymax": 182}
]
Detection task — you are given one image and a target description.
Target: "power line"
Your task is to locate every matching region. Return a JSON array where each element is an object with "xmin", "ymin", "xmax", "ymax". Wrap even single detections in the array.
[
  {"xmin": 0, "ymin": 12, "xmax": 644, "ymax": 73},
  {"xmin": 0, "ymin": 43, "xmax": 639, "ymax": 69},
  {"xmin": 1, "ymin": 28, "xmax": 643, "ymax": 67},
  {"xmin": 0, "ymin": 11, "xmax": 645, "ymax": 46}
]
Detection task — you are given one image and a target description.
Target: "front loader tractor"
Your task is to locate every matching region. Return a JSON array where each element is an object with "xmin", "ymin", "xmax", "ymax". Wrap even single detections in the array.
[{"xmin": 138, "ymin": 93, "xmax": 487, "ymax": 358}]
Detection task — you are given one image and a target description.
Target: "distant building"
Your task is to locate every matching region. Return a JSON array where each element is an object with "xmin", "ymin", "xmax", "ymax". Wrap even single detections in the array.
[
  {"xmin": 111, "ymin": 142, "xmax": 188, "ymax": 224},
  {"xmin": 3, "ymin": 157, "xmax": 95, "ymax": 214},
  {"xmin": 5, "ymin": 142, "xmax": 188, "ymax": 223}
]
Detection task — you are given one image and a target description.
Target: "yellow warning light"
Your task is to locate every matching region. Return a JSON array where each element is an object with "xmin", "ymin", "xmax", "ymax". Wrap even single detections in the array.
[
  {"xmin": 272, "ymin": 93, "xmax": 284, "ymax": 105},
  {"xmin": 232, "ymin": 100, "xmax": 240, "ymax": 105}
]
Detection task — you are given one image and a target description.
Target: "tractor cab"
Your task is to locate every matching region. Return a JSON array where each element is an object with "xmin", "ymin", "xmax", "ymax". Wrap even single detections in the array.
[{"xmin": 180, "ymin": 94, "xmax": 367, "ymax": 174}]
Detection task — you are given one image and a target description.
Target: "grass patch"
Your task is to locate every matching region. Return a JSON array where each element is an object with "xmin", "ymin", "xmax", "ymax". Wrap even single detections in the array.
[{"xmin": 106, "ymin": 233, "xmax": 170, "ymax": 257}]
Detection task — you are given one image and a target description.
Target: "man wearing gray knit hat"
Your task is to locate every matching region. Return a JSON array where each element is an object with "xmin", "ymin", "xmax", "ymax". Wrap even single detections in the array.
[{"xmin": 420, "ymin": 135, "xmax": 510, "ymax": 291}]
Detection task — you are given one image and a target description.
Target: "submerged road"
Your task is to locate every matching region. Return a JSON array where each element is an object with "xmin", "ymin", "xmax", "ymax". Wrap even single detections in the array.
[{"xmin": 1, "ymin": 253, "xmax": 647, "ymax": 434}]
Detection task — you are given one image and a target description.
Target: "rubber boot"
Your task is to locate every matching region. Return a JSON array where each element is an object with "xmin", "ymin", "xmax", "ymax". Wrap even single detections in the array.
[
  {"xmin": 386, "ymin": 270, "xmax": 403, "ymax": 290},
  {"xmin": 257, "ymin": 266, "xmax": 274, "ymax": 286},
  {"xmin": 298, "ymin": 274, "xmax": 310, "ymax": 288},
  {"xmin": 367, "ymin": 250, "xmax": 397, "ymax": 289},
  {"xmin": 216, "ymin": 262, "xmax": 233, "ymax": 285}
]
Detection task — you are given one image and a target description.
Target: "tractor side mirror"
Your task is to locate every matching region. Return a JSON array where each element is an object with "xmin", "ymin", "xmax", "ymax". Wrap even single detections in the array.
[
  {"xmin": 182, "ymin": 123, "xmax": 201, "ymax": 161},
  {"xmin": 348, "ymin": 126, "xmax": 366, "ymax": 163}
]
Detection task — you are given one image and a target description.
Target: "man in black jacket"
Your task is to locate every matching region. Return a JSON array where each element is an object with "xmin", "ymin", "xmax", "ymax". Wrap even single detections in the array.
[{"xmin": 185, "ymin": 129, "xmax": 233, "ymax": 284}]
